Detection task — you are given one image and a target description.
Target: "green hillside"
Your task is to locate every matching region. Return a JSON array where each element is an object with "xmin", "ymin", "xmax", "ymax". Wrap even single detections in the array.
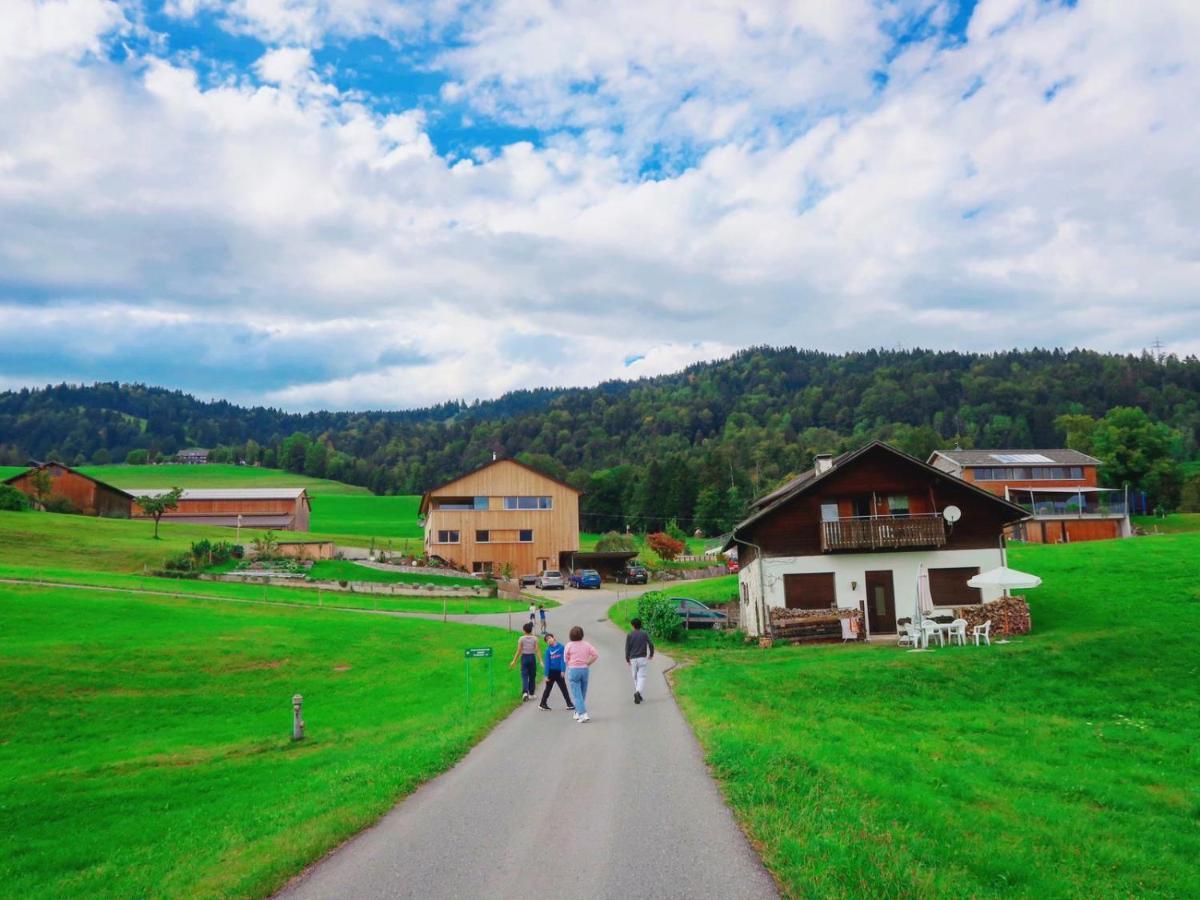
[{"xmin": 78, "ymin": 463, "xmax": 369, "ymax": 496}]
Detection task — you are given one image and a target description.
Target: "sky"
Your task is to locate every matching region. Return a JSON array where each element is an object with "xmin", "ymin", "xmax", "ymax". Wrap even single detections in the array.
[{"xmin": 1, "ymin": 0, "xmax": 1198, "ymax": 411}]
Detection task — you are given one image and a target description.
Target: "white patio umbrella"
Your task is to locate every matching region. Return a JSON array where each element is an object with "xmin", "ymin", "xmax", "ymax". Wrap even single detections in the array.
[
  {"xmin": 911, "ymin": 565, "xmax": 936, "ymax": 650},
  {"xmin": 967, "ymin": 567, "xmax": 1042, "ymax": 591}
]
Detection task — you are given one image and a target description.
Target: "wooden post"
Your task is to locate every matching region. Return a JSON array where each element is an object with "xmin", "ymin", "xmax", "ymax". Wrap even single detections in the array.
[{"xmin": 292, "ymin": 694, "xmax": 304, "ymax": 741}]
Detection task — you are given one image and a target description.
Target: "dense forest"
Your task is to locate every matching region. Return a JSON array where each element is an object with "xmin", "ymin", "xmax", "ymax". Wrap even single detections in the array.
[{"xmin": 2, "ymin": 347, "xmax": 1198, "ymax": 531}]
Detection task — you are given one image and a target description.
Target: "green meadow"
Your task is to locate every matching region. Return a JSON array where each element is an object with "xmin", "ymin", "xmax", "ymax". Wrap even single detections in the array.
[
  {"xmin": 0, "ymin": 585, "xmax": 516, "ymax": 898},
  {"xmin": 308, "ymin": 494, "xmax": 424, "ymax": 542},
  {"xmin": 1133, "ymin": 513, "xmax": 1200, "ymax": 533},
  {"xmin": 77, "ymin": 463, "xmax": 370, "ymax": 495},
  {"xmin": 666, "ymin": 534, "xmax": 1200, "ymax": 897}
]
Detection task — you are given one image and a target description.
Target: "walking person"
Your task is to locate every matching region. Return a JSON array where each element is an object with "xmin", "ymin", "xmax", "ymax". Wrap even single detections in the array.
[
  {"xmin": 564, "ymin": 626, "xmax": 599, "ymax": 723},
  {"xmin": 508, "ymin": 622, "xmax": 539, "ymax": 701},
  {"xmin": 528, "ymin": 601, "xmax": 537, "ymax": 627},
  {"xmin": 538, "ymin": 633, "xmax": 574, "ymax": 711},
  {"xmin": 625, "ymin": 617, "xmax": 655, "ymax": 704},
  {"xmin": 537, "ymin": 603, "xmax": 547, "ymax": 636}
]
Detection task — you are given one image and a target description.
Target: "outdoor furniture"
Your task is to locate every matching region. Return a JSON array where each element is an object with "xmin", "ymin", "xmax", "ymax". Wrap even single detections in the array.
[
  {"xmin": 920, "ymin": 620, "xmax": 946, "ymax": 647},
  {"xmin": 897, "ymin": 618, "xmax": 920, "ymax": 648},
  {"xmin": 948, "ymin": 618, "xmax": 968, "ymax": 646},
  {"xmin": 971, "ymin": 620, "xmax": 992, "ymax": 646}
]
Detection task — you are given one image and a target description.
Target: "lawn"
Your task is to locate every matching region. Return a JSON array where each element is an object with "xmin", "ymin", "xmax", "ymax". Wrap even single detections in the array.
[
  {"xmin": 0, "ymin": 585, "xmax": 517, "ymax": 897},
  {"xmin": 77, "ymin": 463, "xmax": 370, "ymax": 496},
  {"xmin": 308, "ymin": 494, "xmax": 424, "ymax": 542},
  {"xmin": 1133, "ymin": 513, "xmax": 1200, "ymax": 533},
  {"xmin": 668, "ymin": 535, "xmax": 1200, "ymax": 896},
  {"xmin": 307, "ymin": 559, "xmax": 485, "ymax": 589},
  {"xmin": 580, "ymin": 531, "xmax": 716, "ymax": 557},
  {"xmin": 608, "ymin": 574, "xmax": 738, "ymax": 632}
]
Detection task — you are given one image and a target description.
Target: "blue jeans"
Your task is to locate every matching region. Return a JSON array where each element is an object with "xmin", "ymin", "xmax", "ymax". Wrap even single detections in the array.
[
  {"xmin": 520, "ymin": 654, "xmax": 537, "ymax": 695},
  {"xmin": 567, "ymin": 667, "xmax": 590, "ymax": 715}
]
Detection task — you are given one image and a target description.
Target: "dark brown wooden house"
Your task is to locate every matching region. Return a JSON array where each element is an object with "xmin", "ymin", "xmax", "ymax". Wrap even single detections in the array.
[
  {"xmin": 4, "ymin": 462, "xmax": 132, "ymax": 517},
  {"xmin": 726, "ymin": 441, "xmax": 1029, "ymax": 636}
]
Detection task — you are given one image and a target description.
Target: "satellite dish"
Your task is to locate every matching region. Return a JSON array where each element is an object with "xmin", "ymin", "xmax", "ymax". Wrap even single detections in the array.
[{"xmin": 943, "ymin": 505, "xmax": 962, "ymax": 524}]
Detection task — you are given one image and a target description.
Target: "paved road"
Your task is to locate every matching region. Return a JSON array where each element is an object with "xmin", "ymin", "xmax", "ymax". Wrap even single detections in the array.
[{"xmin": 278, "ymin": 585, "xmax": 778, "ymax": 900}]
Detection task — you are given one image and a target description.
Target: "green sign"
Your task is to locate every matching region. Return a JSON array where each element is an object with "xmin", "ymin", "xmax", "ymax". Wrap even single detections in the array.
[{"xmin": 464, "ymin": 647, "xmax": 493, "ymax": 658}]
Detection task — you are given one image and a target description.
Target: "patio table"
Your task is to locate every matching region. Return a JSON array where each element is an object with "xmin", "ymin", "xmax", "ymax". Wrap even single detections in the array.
[{"xmin": 920, "ymin": 621, "xmax": 949, "ymax": 648}]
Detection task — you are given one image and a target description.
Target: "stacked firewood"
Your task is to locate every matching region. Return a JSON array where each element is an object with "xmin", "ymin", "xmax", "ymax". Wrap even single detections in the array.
[
  {"xmin": 769, "ymin": 607, "xmax": 862, "ymax": 643},
  {"xmin": 953, "ymin": 595, "xmax": 1031, "ymax": 637}
]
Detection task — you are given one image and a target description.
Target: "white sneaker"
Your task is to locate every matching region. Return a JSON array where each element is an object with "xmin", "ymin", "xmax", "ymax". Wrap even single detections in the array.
[
  {"xmin": 572, "ymin": 711, "xmax": 580, "ymax": 720},
  {"xmin": 521, "ymin": 692, "xmax": 529, "ymax": 701},
  {"xmin": 578, "ymin": 714, "xmax": 591, "ymax": 723}
]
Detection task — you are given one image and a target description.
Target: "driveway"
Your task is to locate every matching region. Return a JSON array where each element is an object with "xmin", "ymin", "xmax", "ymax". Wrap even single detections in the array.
[{"xmin": 278, "ymin": 584, "xmax": 777, "ymax": 899}]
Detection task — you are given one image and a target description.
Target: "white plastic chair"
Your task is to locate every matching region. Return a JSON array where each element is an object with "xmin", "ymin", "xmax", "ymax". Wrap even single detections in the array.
[
  {"xmin": 897, "ymin": 619, "xmax": 919, "ymax": 648},
  {"xmin": 971, "ymin": 620, "xmax": 992, "ymax": 646},
  {"xmin": 921, "ymin": 621, "xmax": 944, "ymax": 647},
  {"xmin": 949, "ymin": 618, "xmax": 968, "ymax": 646}
]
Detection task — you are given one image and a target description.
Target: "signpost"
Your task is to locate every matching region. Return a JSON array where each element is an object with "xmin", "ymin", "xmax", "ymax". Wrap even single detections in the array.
[{"xmin": 464, "ymin": 647, "xmax": 494, "ymax": 708}]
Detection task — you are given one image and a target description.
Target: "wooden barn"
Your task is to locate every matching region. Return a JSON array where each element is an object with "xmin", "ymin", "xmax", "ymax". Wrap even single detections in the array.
[
  {"xmin": 129, "ymin": 488, "xmax": 311, "ymax": 531},
  {"xmin": 4, "ymin": 462, "xmax": 132, "ymax": 517}
]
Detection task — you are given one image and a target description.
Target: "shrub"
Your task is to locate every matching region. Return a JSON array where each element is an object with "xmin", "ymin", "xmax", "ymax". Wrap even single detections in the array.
[
  {"xmin": 125, "ymin": 449, "xmax": 149, "ymax": 465},
  {"xmin": 647, "ymin": 531, "xmax": 685, "ymax": 561},
  {"xmin": 637, "ymin": 591, "xmax": 683, "ymax": 642},
  {"xmin": 595, "ymin": 531, "xmax": 637, "ymax": 552},
  {"xmin": 0, "ymin": 485, "xmax": 30, "ymax": 511},
  {"xmin": 1181, "ymin": 475, "xmax": 1200, "ymax": 513},
  {"xmin": 42, "ymin": 494, "xmax": 80, "ymax": 515}
]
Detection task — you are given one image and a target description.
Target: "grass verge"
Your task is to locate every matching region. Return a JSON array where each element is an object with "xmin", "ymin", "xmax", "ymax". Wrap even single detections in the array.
[{"xmin": 307, "ymin": 559, "xmax": 483, "ymax": 588}]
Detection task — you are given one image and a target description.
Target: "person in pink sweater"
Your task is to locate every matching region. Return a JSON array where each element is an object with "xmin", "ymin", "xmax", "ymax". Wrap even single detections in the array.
[{"xmin": 564, "ymin": 625, "xmax": 599, "ymax": 723}]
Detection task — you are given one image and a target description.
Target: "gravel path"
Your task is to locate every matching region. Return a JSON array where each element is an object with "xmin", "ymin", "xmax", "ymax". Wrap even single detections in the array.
[{"xmin": 277, "ymin": 586, "xmax": 778, "ymax": 900}]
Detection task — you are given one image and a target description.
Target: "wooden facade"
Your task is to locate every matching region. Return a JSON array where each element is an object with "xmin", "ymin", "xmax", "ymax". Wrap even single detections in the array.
[
  {"xmin": 4, "ymin": 463, "xmax": 131, "ymax": 517},
  {"xmin": 420, "ymin": 459, "xmax": 581, "ymax": 575},
  {"xmin": 129, "ymin": 488, "xmax": 311, "ymax": 531}
]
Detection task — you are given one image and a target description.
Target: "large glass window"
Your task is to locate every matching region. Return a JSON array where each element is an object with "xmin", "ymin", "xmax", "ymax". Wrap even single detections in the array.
[{"xmin": 503, "ymin": 496, "xmax": 553, "ymax": 510}]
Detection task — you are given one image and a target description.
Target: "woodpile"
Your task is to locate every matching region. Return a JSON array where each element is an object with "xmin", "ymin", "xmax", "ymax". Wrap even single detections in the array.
[
  {"xmin": 768, "ymin": 606, "xmax": 862, "ymax": 643},
  {"xmin": 953, "ymin": 594, "xmax": 1031, "ymax": 637}
]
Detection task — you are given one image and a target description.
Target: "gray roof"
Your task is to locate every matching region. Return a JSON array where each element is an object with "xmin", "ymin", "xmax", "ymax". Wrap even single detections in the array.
[
  {"xmin": 128, "ymin": 488, "xmax": 307, "ymax": 500},
  {"xmin": 929, "ymin": 449, "xmax": 1102, "ymax": 467},
  {"xmin": 749, "ymin": 449, "xmax": 855, "ymax": 509}
]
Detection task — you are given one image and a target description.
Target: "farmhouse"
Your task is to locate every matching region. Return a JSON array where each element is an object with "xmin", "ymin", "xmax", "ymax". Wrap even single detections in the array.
[
  {"xmin": 129, "ymin": 487, "xmax": 311, "ymax": 531},
  {"xmin": 726, "ymin": 441, "xmax": 1029, "ymax": 637},
  {"xmin": 928, "ymin": 448, "xmax": 1130, "ymax": 543},
  {"xmin": 419, "ymin": 458, "xmax": 581, "ymax": 576},
  {"xmin": 175, "ymin": 448, "xmax": 210, "ymax": 464},
  {"xmin": 4, "ymin": 462, "xmax": 132, "ymax": 517}
]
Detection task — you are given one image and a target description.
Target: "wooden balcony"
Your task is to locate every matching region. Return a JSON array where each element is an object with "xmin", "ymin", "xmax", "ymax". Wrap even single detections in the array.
[{"xmin": 820, "ymin": 516, "xmax": 947, "ymax": 552}]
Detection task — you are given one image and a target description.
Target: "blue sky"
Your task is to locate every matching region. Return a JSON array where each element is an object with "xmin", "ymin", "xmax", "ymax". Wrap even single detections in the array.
[{"xmin": 1, "ymin": 0, "xmax": 1197, "ymax": 409}]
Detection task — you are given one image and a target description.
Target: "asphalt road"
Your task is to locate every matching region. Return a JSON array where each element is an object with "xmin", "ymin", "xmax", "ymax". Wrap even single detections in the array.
[{"xmin": 278, "ymin": 584, "xmax": 778, "ymax": 900}]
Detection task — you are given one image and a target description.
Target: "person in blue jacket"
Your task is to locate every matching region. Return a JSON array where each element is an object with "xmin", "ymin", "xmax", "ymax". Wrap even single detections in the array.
[{"xmin": 538, "ymin": 633, "xmax": 574, "ymax": 711}]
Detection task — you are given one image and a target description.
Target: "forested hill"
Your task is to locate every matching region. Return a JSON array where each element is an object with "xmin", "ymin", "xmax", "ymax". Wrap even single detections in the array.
[{"xmin": 2, "ymin": 347, "xmax": 1198, "ymax": 530}]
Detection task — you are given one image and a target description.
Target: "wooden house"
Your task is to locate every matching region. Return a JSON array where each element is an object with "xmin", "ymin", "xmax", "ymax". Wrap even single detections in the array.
[
  {"xmin": 419, "ymin": 459, "xmax": 581, "ymax": 576},
  {"xmin": 726, "ymin": 442, "xmax": 1029, "ymax": 636},
  {"xmin": 928, "ymin": 449, "xmax": 1130, "ymax": 543},
  {"xmin": 175, "ymin": 448, "xmax": 210, "ymax": 464},
  {"xmin": 3, "ymin": 462, "xmax": 132, "ymax": 517},
  {"xmin": 129, "ymin": 488, "xmax": 311, "ymax": 531}
]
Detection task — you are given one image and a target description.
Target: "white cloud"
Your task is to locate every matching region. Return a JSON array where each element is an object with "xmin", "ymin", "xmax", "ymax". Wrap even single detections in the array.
[{"xmin": 1, "ymin": 0, "xmax": 1199, "ymax": 410}]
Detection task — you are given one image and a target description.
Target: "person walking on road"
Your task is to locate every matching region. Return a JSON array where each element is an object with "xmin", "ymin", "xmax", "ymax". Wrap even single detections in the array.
[
  {"xmin": 528, "ymin": 601, "xmax": 537, "ymax": 627},
  {"xmin": 537, "ymin": 603, "xmax": 547, "ymax": 636},
  {"xmin": 509, "ymin": 622, "xmax": 540, "ymax": 701},
  {"xmin": 625, "ymin": 617, "xmax": 655, "ymax": 704},
  {"xmin": 564, "ymin": 626, "xmax": 599, "ymax": 723},
  {"xmin": 538, "ymin": 633, "xmax": 574, "ymax": 711}
]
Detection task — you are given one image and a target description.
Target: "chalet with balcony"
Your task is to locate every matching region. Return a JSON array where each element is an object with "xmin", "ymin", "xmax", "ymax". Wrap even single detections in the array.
[
  {"xmin": 419, "ymin": 459, "xmax": 581, "ymax": 576},
  {"xmin": 726, "ymin": 442, "xmax": 1029, "ymax": 637},
  {"xmin": 928, "ymin": 449, "xmax": 1130, "ymax": 543}
]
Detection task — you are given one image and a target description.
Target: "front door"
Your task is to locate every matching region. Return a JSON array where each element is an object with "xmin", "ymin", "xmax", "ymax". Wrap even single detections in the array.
[{"xmin": 865, "ymin": 569, "xmax": 897, "ymax": 634}]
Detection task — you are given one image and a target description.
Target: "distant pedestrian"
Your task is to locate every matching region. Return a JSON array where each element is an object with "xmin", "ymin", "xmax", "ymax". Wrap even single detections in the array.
[
  {"xmin": 538, "ymin": 633, "xmax": 574, "ymax": 711},
  {"xmin": 564, "ymin": 625, "xmax": 599, "ymax": 723},
  {"xmin": 625, "ymin": 617, "xmax": 655, "ymax": 705},
  {"xmin": 538, "ymin": 603, "xmax": 547, "ymax": 636},
  {"xmin": 509, "ymin": 622, "xmax": 539, "ymax": 701},
  {"xmin": 528, "ymin": 601, "xmax": 537, "ymax": 626}
]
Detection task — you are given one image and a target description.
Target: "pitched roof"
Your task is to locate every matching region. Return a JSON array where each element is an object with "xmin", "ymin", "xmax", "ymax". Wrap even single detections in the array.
[
  {"xmin": 726, "ymin": 440, "xmax": 1029, "ymax": 550},
  {"xmin": 929, "ymin": 448, "xmax": 1102, "ymax": 467},
  {"xmin": 3, "ymin": 461, "xmax": 133, "ymax": 497},
  {"xmin": 419, "ymin": 458, "xmax": 582, "ymax": 514}
]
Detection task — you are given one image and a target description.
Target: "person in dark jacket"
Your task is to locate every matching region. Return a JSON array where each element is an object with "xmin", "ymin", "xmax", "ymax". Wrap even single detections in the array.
[
  {"xmin": 538, "ymin": 633, "xmax": 574, "ymax": 711},
  {"xmin": 625, "ymin": 617, "xmax": 655, "ymax": 704}
]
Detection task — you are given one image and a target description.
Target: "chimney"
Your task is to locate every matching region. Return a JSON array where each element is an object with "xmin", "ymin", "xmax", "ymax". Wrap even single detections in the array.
[{"xmin": 814, "ymin": 453, "xmax": 834, "ymax": 475}]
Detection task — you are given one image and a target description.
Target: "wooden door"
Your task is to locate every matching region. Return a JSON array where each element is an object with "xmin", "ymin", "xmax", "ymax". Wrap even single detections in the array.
[{"xmin": 865, "ymin": 570, "xmax": 897, "ymax": 634}]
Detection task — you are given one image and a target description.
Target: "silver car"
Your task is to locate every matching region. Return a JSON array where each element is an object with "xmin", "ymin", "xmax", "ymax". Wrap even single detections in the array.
[{"xmin": 535, "ymin": 570, "xmax": 566, "ymax": 590}]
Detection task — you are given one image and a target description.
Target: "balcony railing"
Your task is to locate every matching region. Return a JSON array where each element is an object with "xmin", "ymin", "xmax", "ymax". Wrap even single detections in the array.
[{"xmin": 820, "ymin": 515, "xmax": 947, "ymax": 552}]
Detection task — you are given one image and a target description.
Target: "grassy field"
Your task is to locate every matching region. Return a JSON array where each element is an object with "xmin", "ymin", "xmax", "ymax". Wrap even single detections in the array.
[
  {"xmin": 308, "ymin": 494, "xmax": 423, "ymax": 542},
  {"xmin": 0, "ymin": 465, "xmax": 26, "ymax": 481},
  {"xmin": 76, "ymin": 463, "xmax": 370, "ymax": 496},
  {"xmin": 669, "ymin": 535, "xmax": 1200, "ymax": 897},
  {"xmin": 307, "ymin": 559, "xmax": 484, "ymax": 588},
  {"xmin": 0, "ymin": 584, "xmax": 517, "ymax": 897},
  {"xmin": 1133, "ymin": 513, "xmax": 1200, "ymax": 533},
  {"xmin": 609, "ymin": 574, "xmax": 738, "ymax": 632},
  {"xmin": 580, "ymin": 531, "xmax": 716, "ymax": 556}
]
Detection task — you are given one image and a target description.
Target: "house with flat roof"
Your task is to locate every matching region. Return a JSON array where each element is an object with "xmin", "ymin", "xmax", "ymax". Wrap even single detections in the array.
[
  {"xmin": 928, "ymin": 448, "xmax": 1130, "ymax": 543},
  {"xmin": 419, "ymin": 459, "xmax": 581, "ymax": 576}
]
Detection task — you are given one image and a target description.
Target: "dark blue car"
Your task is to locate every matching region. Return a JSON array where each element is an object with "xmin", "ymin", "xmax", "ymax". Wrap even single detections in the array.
[{"xmin": 569, "ymin": 569, "xmax": 602, "ymax": 589}]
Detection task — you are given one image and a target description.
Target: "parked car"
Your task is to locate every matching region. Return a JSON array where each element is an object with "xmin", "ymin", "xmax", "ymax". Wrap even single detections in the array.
[
  {"xmin": 535, "ymin": 570, "xmax": 566, "ymax": 590},
  {"xmin": 726, "ymin": 559, "xmax": 740, "ymax": 574},
  {"xmin": 520, "ymin": 573, "xmax": 539, "ymax": 587},
  {"xmin": 673, "ymin": 597, "xmax": 728, "ymax": 630},
  {"xmin": 616, "ymin": 564, "xmax": 649, "ymax": 585},
  {"xmin": 568, "ymin": 569, "xmax": 602, "ymax": 589}
]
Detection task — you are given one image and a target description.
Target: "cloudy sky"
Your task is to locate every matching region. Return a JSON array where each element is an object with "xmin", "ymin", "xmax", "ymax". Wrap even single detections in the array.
[{"xmin": 1, "ymin": 0, "xmax": 1197, "ymax": 410}]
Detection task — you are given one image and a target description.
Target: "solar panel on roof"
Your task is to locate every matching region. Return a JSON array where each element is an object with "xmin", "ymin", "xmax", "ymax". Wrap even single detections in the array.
[{"xmin": 990, "ymin": 453, "xmax": 1054, "ymax": 463}]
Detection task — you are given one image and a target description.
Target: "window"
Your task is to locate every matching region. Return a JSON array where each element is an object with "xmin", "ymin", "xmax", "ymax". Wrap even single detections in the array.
[
  {"xmin": 820, "ymin": 503, "xmax": 839, "ymax": 522},
  {"xmin": 741, "ymin": 583, "xmax": 750, "ymax": 605},
  {"xmin": 472, "ymin": 561, "xmax": 493, "ymax": 574},
  {"xmin": 475, "ymin": 530, "xmax": 489, "ymax": 543},
  {"xmin": 1070, "ymin": 466, "xmax": 1083, "ymax": 479},
  {"xmin": 783, "ymin": 573, "xmax": 837, "ymax": 610},
  {"xmin": 502, "ymin": 496, "xmax": 553, "ymax": 510},
  {"xmin": 887, "ymin": 495, "xmax": 910, "ymax": 518},
  {"xmin": 519, "ymin": 529, "xmax": 533, "ymax": 543},
  {"xmin": 928, "ymin": 567, "xmax": 983, "ymax": 607},
  {"xmin": 436, "ymin": 530, "xmax": 460, "ymax": 544},
  {"xmin": 473, "ymin": 496, "xmax": 488, "ymax": 510}
]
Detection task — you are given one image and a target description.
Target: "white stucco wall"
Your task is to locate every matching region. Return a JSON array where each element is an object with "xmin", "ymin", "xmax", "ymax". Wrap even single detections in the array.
[{"xmin": 736, "ymin": 547, "xmax": 1006, "ymax": 636}]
